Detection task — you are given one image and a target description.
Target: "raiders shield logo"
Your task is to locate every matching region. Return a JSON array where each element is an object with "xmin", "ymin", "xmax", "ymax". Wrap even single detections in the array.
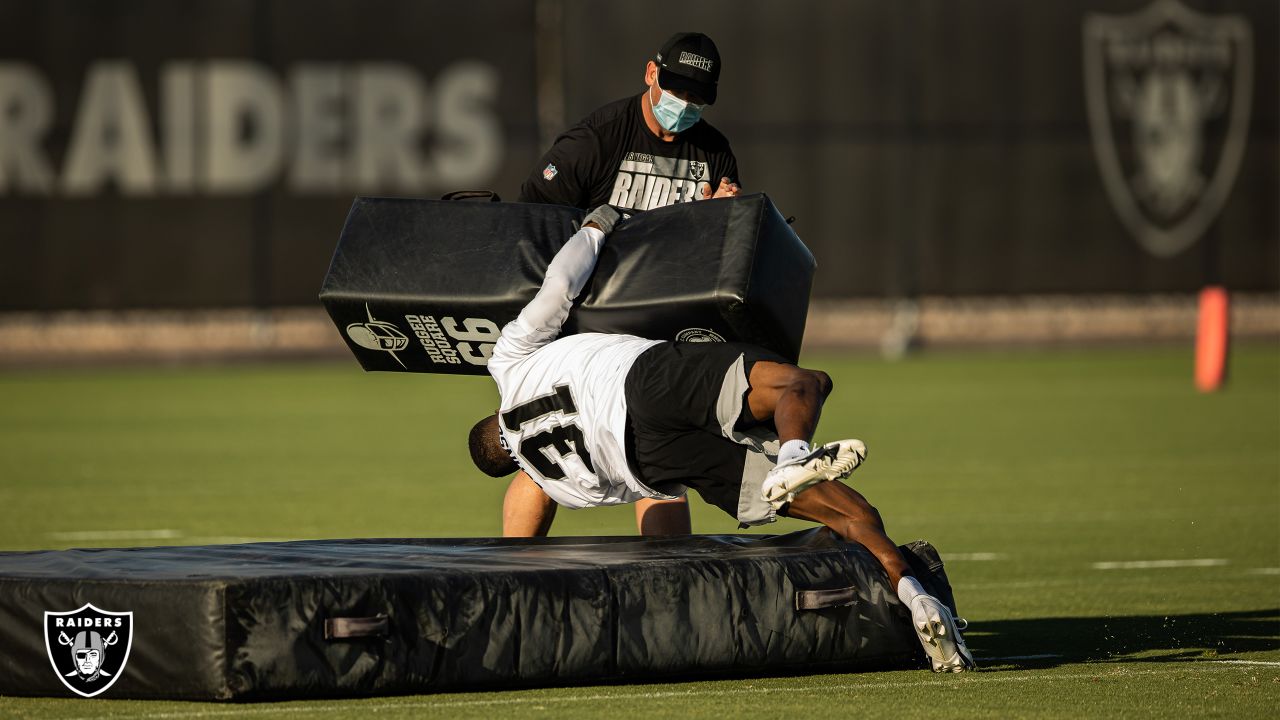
[
  {"xmin": 688, "ymin": 161, "xmax": 707, "ymax": 181},
  {"xmin": 1084, "ymin": 0, "xmax": 1253, "ymax": 257},
  {"xmin": 44, "ymin": 603, "xmax": 133, "ymax": 698}
]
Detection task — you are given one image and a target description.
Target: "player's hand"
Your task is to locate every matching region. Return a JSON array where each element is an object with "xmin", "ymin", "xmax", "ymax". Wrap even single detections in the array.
[
  {"xmin": 582, "ymin": 204, "xmax": 622, "ymax": 234},
  {"xmin": 706, "ymin": 177, "xmax": 741, "ymax": 200}
]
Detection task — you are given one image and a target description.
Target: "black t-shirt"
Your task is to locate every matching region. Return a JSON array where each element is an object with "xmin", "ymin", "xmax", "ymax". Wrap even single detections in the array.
[{"xmin": 518, "ymin": 94, "xmax": 739, "ymax": 211}]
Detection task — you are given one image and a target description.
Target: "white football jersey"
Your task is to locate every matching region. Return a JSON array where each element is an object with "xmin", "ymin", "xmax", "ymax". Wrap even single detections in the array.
[
  {"xmin": 486, "ymin": 222, "xmax": 670, "ymax": 508},
  {"xmin": 489, "ymin": 331, "xmax": 663, "ymax": 508}
]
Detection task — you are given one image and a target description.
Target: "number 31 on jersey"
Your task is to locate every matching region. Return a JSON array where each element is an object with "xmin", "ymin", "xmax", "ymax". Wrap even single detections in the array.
[{"xmin": 500, "ymin": 384, "xmax": 595, "ymax": 480}]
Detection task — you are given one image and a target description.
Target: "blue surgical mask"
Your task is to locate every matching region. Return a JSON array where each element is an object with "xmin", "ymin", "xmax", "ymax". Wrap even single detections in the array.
[{"xmin": 650, "ymin": 85, "xmax": 704, "ymax": 133}]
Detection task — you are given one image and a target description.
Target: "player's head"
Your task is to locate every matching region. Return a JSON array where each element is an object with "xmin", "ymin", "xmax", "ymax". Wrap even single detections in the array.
[{"xmin": 469, "ymin": 413, "xmax": 519, "ymax": 478}]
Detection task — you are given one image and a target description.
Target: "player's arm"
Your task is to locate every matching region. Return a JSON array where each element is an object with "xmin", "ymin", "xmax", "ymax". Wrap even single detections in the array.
[{"xmin": 492, "ymin": 205, "xmax": 622, "ymax": 359}]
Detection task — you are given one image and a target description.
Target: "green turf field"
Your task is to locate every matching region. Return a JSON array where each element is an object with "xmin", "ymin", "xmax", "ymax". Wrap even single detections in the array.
[{"xmin": 1, "ymin": 345, "xmax": 1277, "ymax": 718}]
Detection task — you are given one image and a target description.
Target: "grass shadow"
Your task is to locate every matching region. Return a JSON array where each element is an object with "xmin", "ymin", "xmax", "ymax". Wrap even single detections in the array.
[{"xmin": 964, "ymin": 607, "xmax": 1280, "ymax": 671}]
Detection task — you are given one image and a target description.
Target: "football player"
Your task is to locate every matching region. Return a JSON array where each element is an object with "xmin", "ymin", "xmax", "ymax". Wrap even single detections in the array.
[{"xmin": 469, "ymin": 206, "xmax": 976, "ymax": 673}]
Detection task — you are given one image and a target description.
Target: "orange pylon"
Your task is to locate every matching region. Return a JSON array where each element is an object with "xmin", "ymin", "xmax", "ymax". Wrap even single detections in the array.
[{"xmin": 1195, "ymin": 286, "xmax": 1229, "ymax": 393}]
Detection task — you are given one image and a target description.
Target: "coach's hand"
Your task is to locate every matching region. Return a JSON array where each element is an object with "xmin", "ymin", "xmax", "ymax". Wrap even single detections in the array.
[
  {"xmin": 582, "ymin": 205, "xmax": 622, "ymax": 234},
  {"xmin": 706, "ymin": 177, "xmax": 740, "ymax": 200}
]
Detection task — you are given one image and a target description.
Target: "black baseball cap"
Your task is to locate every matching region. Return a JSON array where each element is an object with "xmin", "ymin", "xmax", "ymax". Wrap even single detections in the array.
[{"xmin": 654, "ymin": 32, "xmax": 720, "ymax": 104}]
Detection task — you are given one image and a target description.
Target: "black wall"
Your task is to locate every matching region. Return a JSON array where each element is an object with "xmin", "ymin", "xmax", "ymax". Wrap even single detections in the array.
[{"xmin": 0, "ymin": 0, "xmax": 1275, "ymax": 310}]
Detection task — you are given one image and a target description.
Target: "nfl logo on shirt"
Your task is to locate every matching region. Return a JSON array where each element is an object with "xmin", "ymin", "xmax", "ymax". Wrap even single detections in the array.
[{"xmin": 543, "ymin": 164, "xmax": 558, "ymax": 181}]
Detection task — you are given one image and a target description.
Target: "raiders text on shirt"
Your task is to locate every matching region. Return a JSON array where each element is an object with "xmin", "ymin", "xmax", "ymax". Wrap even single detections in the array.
[{"xmin": 609, "ymin": 152, "xmax": 712, "ymax": 210}]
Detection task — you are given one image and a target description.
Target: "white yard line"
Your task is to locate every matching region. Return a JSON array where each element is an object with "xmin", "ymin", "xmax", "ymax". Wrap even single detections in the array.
[
  {"xmin": 945, "ymin": 552, "xmax": 1005, "ymax": 561},
  {"xmin": 183, "ymin": 537, "xmax": 291, "ymax": 545},
  {"xmin": 955, "ymin": 578, "xmax": 1080, "ymax": 591},
  {"xmin": 60, "ymin": 664, "xmax": 1268, "ymax": 720},
  {"xmin": 1213, "ymin": 660, "xmax": 1280, "ymax": 667},
  {"xmin": 894, "ymin": 503, "xmax": 1265, "ymax": 527},
  {"xmin": 1092, "ymin": 559, "xmax": 1229, "ymax": 570},
  {"xmin": 46, "ymin": 529, "xmax": 183, "ymax": 541},
  {"xmin": 1246, "ymin": 567, "xmax": 1280, "ymax": 575},
  {"xmin": 42, "ymin": 531, "xmax": 291, "ymax": 545}
]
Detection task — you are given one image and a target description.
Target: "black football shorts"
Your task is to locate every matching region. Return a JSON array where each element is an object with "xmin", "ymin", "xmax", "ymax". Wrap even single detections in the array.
[{"xmin": 623, "ymin": 341, "xmax": 787, "ymax": 526}]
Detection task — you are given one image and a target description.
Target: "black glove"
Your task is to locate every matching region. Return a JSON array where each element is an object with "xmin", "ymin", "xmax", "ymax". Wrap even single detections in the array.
[{"xmin": 582, "ymin": 204, "xmax": 622, "ymax": 234}]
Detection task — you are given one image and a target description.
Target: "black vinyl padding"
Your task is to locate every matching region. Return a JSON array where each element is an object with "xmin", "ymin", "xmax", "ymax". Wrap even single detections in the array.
[{"xmin": 0, "ymin": 529, "xmax": 958, "ymax": 700}]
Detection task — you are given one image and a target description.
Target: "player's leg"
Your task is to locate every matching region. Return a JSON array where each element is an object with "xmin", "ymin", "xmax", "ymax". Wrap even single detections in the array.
[
  {"xmin": 781, "ymin": 477, "xmax": 975, "ymax": 671},
  {"xmin": 634, "ymin": 496, "xmax": 691, "ymax": 535},
  {"xmin": 781, "ymin": 479, "xmax": 906, "ymax": 585},
  {"xmin": 742, "ymin": 363, "xmax": 890, "ymax": 568},
  {"xmin": 746, "ymin": 363, "xmax": 975, "ymax": 672},
  {"xmin": 782, "ymin": 479, "xmax": 975, "ymax": 672},
  {"xmin": 745, "ymin": 362, "xmax": 867, "ymax": 505},
  {"xmin": 741, "ymin": 367, "xmax": 900, "ymax": 579},
  {"xmin": 743, "ymin": 360, "xmax": 833, "ymax": 445},
  {"xmin": 502, "ymin": 470, "xmax": 557, "ymax": 537}
]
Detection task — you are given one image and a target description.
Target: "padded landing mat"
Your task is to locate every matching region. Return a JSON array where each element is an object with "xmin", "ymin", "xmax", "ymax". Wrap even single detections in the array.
[{"xmin": 0, "ymin": 529, "xmax": 956, "ymax": 700}]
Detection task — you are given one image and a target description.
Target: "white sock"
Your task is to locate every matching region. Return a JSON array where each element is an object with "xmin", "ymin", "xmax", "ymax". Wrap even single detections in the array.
[
  {"xmin": 777, "ymin": 439, "xmax": 811, "ymax": 465},
  {"xmin": 896, "ymin": 575, "xmax": 926, "ymax": 606}
]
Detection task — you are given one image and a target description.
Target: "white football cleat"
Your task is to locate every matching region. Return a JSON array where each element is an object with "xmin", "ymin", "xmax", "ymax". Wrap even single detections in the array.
[
  {"xmin": 909, "ymin": 594, "xmax": 978, "ymax": 673},
  {"xmin": 761, "ymin": 439, "xmax": 867, "ymax": 508}
]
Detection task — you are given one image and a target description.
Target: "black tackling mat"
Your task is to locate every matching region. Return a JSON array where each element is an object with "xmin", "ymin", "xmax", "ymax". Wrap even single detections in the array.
[{"xmin": 0, "ymin": 529, "xmax": 958, "ymax": 700}]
